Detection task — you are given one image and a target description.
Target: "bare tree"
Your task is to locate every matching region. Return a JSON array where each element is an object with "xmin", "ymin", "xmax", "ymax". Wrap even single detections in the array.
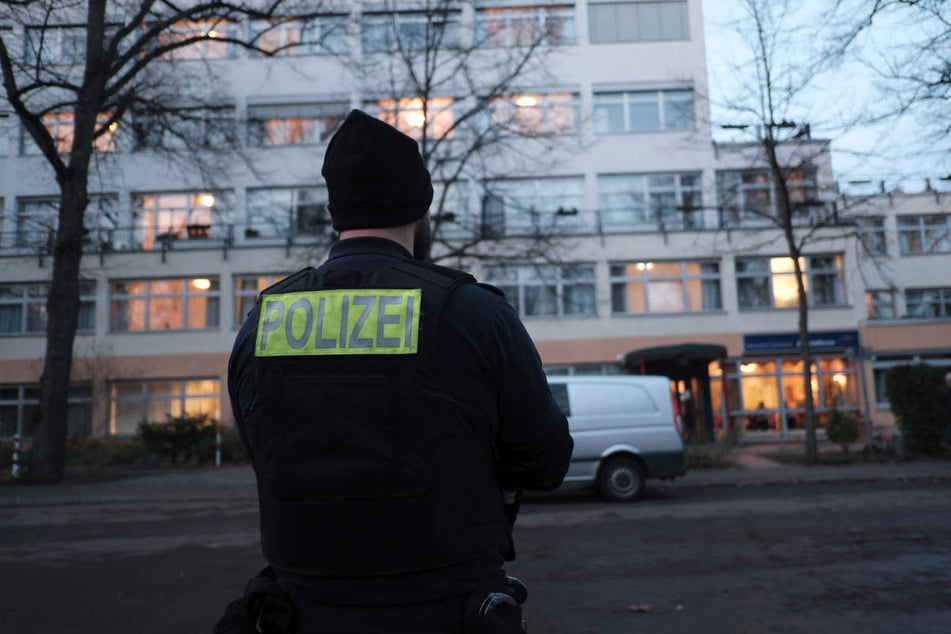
[
  {"xmin": 714, "ymin": 0, "xmax": 871, "ymax": 462},
  {"xmin": 344, "ymin": 0, "xmax": 586, "ymax": 267},
  {"xmin": 0, "ymin": 0, "xmax": 323, "ymax": 483}
]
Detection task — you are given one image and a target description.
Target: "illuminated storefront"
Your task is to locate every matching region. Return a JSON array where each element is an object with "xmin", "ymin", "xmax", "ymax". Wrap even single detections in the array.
[{"xmin": 710, "ymin": 330, "xmax": 862, "ymax": 439}]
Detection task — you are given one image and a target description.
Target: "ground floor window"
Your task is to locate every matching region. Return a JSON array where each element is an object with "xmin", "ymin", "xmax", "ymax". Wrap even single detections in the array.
[
  {"xmin": 545, "ymin": 363, "xmax": 623, "ymax": 375},
  {"xmin": 109, "ymin": 378, "xmax": 220, "ymax": 436},
  {"xmin": 712, "ymin": 356, "xmax": 858, "ymax": 436},
  {"xmin": 0, "ymin": 384, "xmax": 92, "ymax": 439},
  {"xmin": 872, "ymin": 355, "xmax": 951, "ymax": 408}
]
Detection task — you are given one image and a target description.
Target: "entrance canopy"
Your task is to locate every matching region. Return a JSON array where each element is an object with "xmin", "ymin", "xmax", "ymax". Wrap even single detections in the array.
[{"xmin": 621, "ymin": 343, "xmax": 727, "ymax": 374}]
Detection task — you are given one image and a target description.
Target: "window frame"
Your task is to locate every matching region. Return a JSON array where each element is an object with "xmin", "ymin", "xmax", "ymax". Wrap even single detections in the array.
[
  {"xmin": 246, "ymin": 102, "xmax": 347, "ymax": 147},
  {"xmin": 489, "ymin": 92, "xmax": 579, "ymax": 136},
  {"xmin": 588, "ymin": 0, "xmax": 689, "ymax": 44},
  {"xmin": 133, "ymin": 190, "xmax": 232, "ymax": 248},
  {"xmin": 245, "ymin": 186, "xmax": 330, "ymax": 239},
  {"xmin": 896, "ymin": 214, "xmax": 951, "ymax": 256},
  {"xmin": 716, "ymin": 169, "xmax": 821, "ymax": 227},
  {"xmin": 361, "ymin": 10, "xmax": 461, "ymax": 53},
  {"xmin": 609, "ymin": 260, "xmax": 722, "ymax": 315},
  {"xmin": 0, "ymin": 280, "xmax": 96, "ymax": 336},
  {"xmin": 110, "ymin": 276, "xmax": 221, "ymax": 333},
  {"xmin": 593, "ymin": 88, "xmax": 694, "ymax": 134},
  {"xmin": 865, "ymin": 289, "xmax": 895, "ymax": 320},
  {"xmin": 597, "ymin": 172, "xmax": 702, "ymax": 230},
  {"xmin": 248, "ymin": 14, "xmax": 349, "ymax": 56},
  {"xmin": 233, "ymin": 274, "xmax": 289, "ymax": 328},
  {"xmin": 483, "ymin": 264, "xmax": 597, "ymax": 318},
  {"xmin": 108, "ymin": 378, "xmax": 221, "ymax": 436},
  {"xmin": 735, "ymin": 255, "xmax": 846, "ymax": 310},
  {"xmin": 475, "ymin": 4, "xmax": 577, "ymax": 48},
  {"xmin": 904, "ymin": 287, "xmax": 951, "ymax": 319},
  {"xmin": 1, "ymin": 383, "xmax": 92, "ymax": 439},
  {"xmin": 367, "ymin": 97, "xmax": 457, "ymax": 141}
]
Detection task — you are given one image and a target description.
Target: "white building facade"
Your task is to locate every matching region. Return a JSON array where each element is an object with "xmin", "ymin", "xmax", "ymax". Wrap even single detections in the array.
[{"xmin": 1, "ymin": 1, "xmax": 949, "ymax": 443}]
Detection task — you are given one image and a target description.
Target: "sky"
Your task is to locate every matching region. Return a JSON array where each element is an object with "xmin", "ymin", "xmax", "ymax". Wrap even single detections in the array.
[{"xmin": 701, "ymin": 0, "xmax": 951, "ymax": 194}]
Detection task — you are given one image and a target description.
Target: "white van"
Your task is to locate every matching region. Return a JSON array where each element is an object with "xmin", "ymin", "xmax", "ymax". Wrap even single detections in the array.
[{"xmin": 546, "ymin": 375, "xmax": 687, "ymax": 501}]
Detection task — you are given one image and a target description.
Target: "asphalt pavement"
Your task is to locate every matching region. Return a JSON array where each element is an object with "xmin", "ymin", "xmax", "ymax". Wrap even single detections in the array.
[{"xmin": 1, "ymin": 442, "xmax": 948, "ymax": 508}]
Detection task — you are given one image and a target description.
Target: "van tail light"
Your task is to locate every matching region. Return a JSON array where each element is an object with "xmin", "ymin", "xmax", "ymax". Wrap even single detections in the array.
[{"xmin": 671, "ymin": 390, "xmax": 684, "ymax": 436}]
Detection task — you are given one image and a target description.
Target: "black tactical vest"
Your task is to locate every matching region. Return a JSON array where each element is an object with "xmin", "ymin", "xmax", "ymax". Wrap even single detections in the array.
[{"xmin": 247, "ymin": 260, "xmax": 509, "ymax": 576}]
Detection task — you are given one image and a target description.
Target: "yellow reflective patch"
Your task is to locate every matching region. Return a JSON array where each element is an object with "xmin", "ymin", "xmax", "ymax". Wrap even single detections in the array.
[{"xmin": 255, "ymin": 289, "xmax": 421, "ymax": 356}]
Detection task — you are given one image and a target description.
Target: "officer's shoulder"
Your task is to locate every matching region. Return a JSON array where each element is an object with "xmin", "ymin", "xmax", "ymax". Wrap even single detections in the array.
[
  {"xmin": 391, "ymin": 260, "xmax": 475, "ymax": 289},
  {"xmin": 257, "ymin": 267, "xmax": 312, "ymax": 301}
]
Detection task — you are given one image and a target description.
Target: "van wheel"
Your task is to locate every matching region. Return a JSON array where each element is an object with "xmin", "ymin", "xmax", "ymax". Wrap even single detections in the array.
[{"xmin": 597, "ymin": 457, "xmax": 645, "ymax": 502}]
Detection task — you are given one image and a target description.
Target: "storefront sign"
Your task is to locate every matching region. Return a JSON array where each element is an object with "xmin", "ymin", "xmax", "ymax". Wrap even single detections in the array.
[{"xmin": 743, "ymin": 330, "xmax": 860, "ymax": 354}]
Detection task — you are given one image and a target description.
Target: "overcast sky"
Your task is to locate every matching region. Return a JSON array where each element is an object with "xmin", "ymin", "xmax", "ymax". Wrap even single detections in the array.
[{"xmin": 701, "ymin": 0, "xmax": 950, "ymax": 193}]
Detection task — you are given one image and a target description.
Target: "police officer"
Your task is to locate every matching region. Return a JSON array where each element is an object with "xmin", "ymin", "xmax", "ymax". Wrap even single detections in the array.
[{"xmin": 227, "ymin": 110, "xmax": 573, "ymax": 633}]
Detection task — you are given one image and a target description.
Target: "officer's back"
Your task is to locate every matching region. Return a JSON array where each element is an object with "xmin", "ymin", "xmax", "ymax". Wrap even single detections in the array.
[{"xmin": 226, "ymin": 110, "xmax": 573, "ymax": 634}]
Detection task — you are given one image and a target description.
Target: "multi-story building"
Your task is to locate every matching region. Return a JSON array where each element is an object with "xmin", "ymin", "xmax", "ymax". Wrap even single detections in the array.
[{"xmin": 1, "ymin": 1, "xmax": 949, "ymax": 445}]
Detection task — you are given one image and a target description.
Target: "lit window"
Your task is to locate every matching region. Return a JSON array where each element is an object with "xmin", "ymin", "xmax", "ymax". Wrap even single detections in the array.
[
  {"xmin": 250, "ymin": 14, "xmax": 349, "ymax": 56},
  {"xmin": 0, "ymin": 280, "xmax": 96, "ymax": 335},
  {"xmin": 370, "ymin": 97, "xmax": 455, "ymax": 140},
  {"xmin": 593, "ymin": 89, "xmax": 694, "ymax": 133},
  {"xmin": 134, "ymin": 191, "xmax": 232, "ymax": 248},
  {"xmin": 157, "ymin": 19, "xmax": 231, "ymax": 60},
  {"xmin": 610, "ymin": 261, "xmax": 721, "ymax": 314},
  {"xmin": 475, "ymin": 5, "xmax": 576, "ymax": 47},
  {"xmin": 490, "ymin": 93, "xmax": 578, "ymax": 135},
  {"xmin": 111, "ymin": 277, "xmax": 220, "ymax": 332},
  {"xmin": 865, "ymin": 290, "xmax": 895, "ymax": 319},
  {"xmin": 897, "ymin": 214, "xmax": 951, "ymax": 256},
  {"xmin": 109, "ymin": 378, "xmax": 220, "ymax": 436},
  {"xmin": 598, "ymin": 173, "xmax": 702, "ymax": 230},
  {"xmin": 247, "ymin": 102, "xmax": 347, "ymax": 146},
  {"xmin": 362, "ymin": 11, "xmax": 460, "ymax": 52},
  {"xmin": 484, "ymin": 265, "xmax": 596, "ymax": 318},
  {"xmin": 21, "ymin": 111, "xmax": 116, "ymax": 155},
  {"xmin": 234, "ymin": 274, "xmax": 289, "ymax": 327},
  {"xmin": 905, "ymin": 287, "xmax": 951, "ymax": 318},
  {"xmin": 736, "ymin": 255, "xmax": 845, "ymax": 309},
  {"xmin": 245, "ymin": 187, "xmax": 329, "ymax": 239}
]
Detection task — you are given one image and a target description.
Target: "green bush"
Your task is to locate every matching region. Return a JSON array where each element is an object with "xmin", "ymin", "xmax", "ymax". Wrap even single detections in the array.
[
  {"xmin": 825, "ymin": 408, "xmax": 859, "ymax": 453},
  {"xmin": 137, "ymin": 412, "xmax": 217, "ymax": 465},
  {"xmin": 885, "ymin": 364, "xmax": 946, "ymax": 454},
  {"xmin": 66, "ymin": 438, "xmax": 146, "ymax": 465}
]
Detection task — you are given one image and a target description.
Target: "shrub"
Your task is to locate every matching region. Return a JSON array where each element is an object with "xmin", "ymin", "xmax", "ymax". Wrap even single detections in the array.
[
  {"xmin": 137, "ymin": 412, "xmax": 217, "ymax": 465},
  {"xmin": 885, "ymin": 364, "xmax": 946, "ymax": 454},
  {"xmin": 825, "ymin": 408, "xmax": 859, "ymax": 453},
  {"xmin": 66, "ymin": 438, "xmax": 146, "ymax": 465}
]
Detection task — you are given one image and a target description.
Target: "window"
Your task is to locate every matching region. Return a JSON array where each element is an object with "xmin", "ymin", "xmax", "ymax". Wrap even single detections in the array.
[
  {"xmin": 475, "ymin": 5, "xmax": 576, "ymax": 47},
  {"xmin": 134, "ymin": 191, "xmax": 232, "ymax": 248},
  {"xmin": 111, "ymin": 277, "xmax": 220, "ymax": 332},
  {"xmin": 250, "ymin": 14, "xmax": 349, "ymax": 55},
  {"xmin": 593, "ymin": 89, "xmax": 693, "ymax": 133},
  {"xmin": 897, "ymin": 214, "xmax": 951, "ymax": 255},
  {"xmin": 598, "ymin": 172, "xmax": 702, "ymax": 230},
  {"xmin": 484, "ymin": 264, "xmax": 596, "ymax": 317},
  {"xmin": 245, "ymin": 187, "xmax": 329, "ymax": 239},
  {"xmin": 483, "ymin": 176, "xmax": 584, "ymax": 237},
  {"xmin": 865, "ymin": 290, "xmax": 895, "ymax": 320},
  {"xmin": 0, "ymin": 281, "xmax": 96, "ymax": 336},
  {"xmin": 24, "ymin": 25, "xmax": 87, "ymax": 65},
  {"xmin": 716, "ymin": 169, "xmax": 821, "ymax": 227},
  {"xmin": 0, "ymin": 112, "xmax": 9, "ymax": 156},
  {"xmin": 490, "ymin": 92, "xmax": 578, "ymax": 135},
  {"xmin": 905, "ymin": 287, "xmax": 951, "ymax": 318},
  {"xmin": 368, "ymin": 97, "xmax": 456, "ymax": 140},
  {"xmin": 589, "ymin": 1, "xmax": 689, "ymax": 43},
  {"xmin": 610, "ymin": 260, "xmax": 721, "ymax": 314},
  {"xmin": 109, "ymin": 378, "xmax": 220, "ymax": 436},
  {"xmin": 133, "ymin": 105, "xmax": 235, "ymax": 150},
  {"xmin": 247, "ymin": 102, "xmax": 347, "ymax": 146},
  {"xmin": 857, "ymin": 216, "xmax": 887, "ymax": 255},
  {"xmin": 234, "ymin": 274, "xmax": 289, "ymax": 327},
  {"xmin": 21, "ymin": 111, "xmax": 116, "ymax": 155},
  {"xmin": 736, "ymin": 255, "xmax": 845, "ymax": 309},
  {"xmin": 362, "ymin": 11, "xmax": 460, "ymax": 52},
  {"xmin": 1, "ymin": 384, "xmax": 92, "ymax": 439},
  {"xmin": 157, "ymin": 19, "xmax": 232, "ymax": 60},
  {"xmin": 15, "ymin": 195, "xmax": 118, "ymax": 249}
]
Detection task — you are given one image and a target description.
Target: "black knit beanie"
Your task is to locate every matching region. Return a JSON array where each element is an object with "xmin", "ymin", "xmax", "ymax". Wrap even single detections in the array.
[{"xmin": 321, "ymin": 109, "xmax": 433, "ymax": 231}]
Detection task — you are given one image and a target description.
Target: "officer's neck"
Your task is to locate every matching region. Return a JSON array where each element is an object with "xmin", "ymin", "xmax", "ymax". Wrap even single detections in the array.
[{"xmin": 338, "ymin": 225, "xmax": 414, "ymax": 254}]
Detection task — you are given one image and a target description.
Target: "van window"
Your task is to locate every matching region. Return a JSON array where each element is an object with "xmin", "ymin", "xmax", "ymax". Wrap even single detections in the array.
[
  {"xmin": 569, "ymin": 383, "xmax": 658, "ymax": 417},
  {"xmin": 549, "ymin": 383, "xmax": 571, "ymax": 416}
]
